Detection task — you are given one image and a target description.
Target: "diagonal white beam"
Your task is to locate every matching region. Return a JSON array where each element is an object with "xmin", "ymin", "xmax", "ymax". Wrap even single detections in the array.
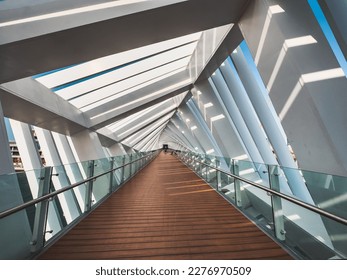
[
  {"xmin": 117, "ymin": 108, "xmax": 177, "ymax": 142},
  {"xmin": 0, "ymin": 0, "xmax": 250, "ymax": 83},
  {"xmin": 86, "ymin": 72, "xmax": 191, "ymax": 130}
]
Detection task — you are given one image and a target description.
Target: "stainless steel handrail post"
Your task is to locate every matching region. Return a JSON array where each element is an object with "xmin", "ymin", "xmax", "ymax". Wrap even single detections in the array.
[
  {"xmin": 129, "ymin": 154, "xmax": 133, "ymax": 177},
  {"xmin": 0, "ymin": 153, "xmax": 159, "ymax": 221},
  {"xmin": 199, "ymin": 156, "xmax": 203, "ymax": 176},
  {"xmin": 174, "ymin": 152, "xmax": 347, "ymax": 227},
  {"xmin": 30, "ymin": 166, "xmax": 53, "ymax": 253},
  {"xmin": 216, "ymin": 159, "xmax": 221, "ymax": 191},
  {"xmin": 204, "ymin": 157, "xmax": 209, "ymax": 182},
  {"xmin": 269, "ymin": 165, "xmax": 286, "ymax": 241},
  {"xmin": 109, "ymin": 157, "xmax": 115, "ymax": 193},
  {"xmin": 121, "ymin": 155, "xmax": 126, "ymax": 183},
  {"xmin": 84, "ymin": 160, "xmax": 95, "ymax": 212},
  {"xmin": 232, "ymin": 159, "xmax": 242, "ymax": 207}
]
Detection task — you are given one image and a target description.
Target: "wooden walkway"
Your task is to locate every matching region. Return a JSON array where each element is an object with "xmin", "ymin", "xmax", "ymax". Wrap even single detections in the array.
[{"xmin": 39, "ymin": 152, "xmax": 292, "ymax": 260}]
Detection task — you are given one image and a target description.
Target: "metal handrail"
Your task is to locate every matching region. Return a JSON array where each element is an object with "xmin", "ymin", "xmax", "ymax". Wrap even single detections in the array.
[
  {"xmin": 179, "ymin": 153, "xmax": 347, "ymax": 227},
  {"xmin": 0, "ymin": 152, "xmax": 156, "ymax": 220}
]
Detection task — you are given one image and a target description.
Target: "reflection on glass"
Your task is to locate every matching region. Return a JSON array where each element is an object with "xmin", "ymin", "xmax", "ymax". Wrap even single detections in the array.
[
  {"xmin": 0, "ymin": 151, "xmax": 156, "ymax": 259},
  {"xmin": 176, "ymin": 150, "xmax": 347, "ymax": 259}
]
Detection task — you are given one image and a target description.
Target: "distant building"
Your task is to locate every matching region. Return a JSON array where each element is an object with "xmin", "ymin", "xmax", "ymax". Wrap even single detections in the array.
[
  {"xmin": 9, "ymin": 136, "xmax": 46, "ymax": 172},
  {"xmin": 9, "ymin": 141, "xmax": 23, "ymax": 172}
]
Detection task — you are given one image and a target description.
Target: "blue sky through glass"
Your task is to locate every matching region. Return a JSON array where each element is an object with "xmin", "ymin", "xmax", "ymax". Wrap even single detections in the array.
[
  {"xmin": 4, "ymin": 118, "xmax": 14, "ymax": 141},
  {"xmin": 308, "ymin": 0, "xmax": 347, "ymax": 76},
  {"xmin": 5, "ymin": 1, "xmax": 347, "ymax": 141},
  {"xmin": 32, "ymin": 64, "xmax": 79, "ymax": 79}
]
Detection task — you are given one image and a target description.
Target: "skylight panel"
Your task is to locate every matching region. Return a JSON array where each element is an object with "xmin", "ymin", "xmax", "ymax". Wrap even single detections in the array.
[
  {"xmin": 123, "ymin": 112, "xmax": 172, "ymax": 143},
  {"xmin": 106, "ymin": 110, "xmax": 147, "ymax": 131},
  {"xmin": 84, "ymin": 67, "xmax": 186, "ymax": 114},
  {"xmin": 125, "ymin": 114, "xmax": 172, "ymax": 145},
  {"xmin": 55, "ymin": 42, "xmax": 196, "ymax": 100},
  {"xmin": 133, "ymin": 123, "xmax": 168, "ymax": 149},
  {"xmin": 116, "ymin": 104, "xmax": 176, "ymax": 137},
  {"xmin": 80, "ymin": 68, "xmax": 189, "ymax": 113},
  {"xmin": 89, "ymin": 76, "xmax": 189, "ymax": 120},
  {"xmin": 106, "ymin": 107, "xmax": 153, "ymax": 131},
  {"xmin": 35, "ymin": 32, "xmax": 201, "ymax": 89},
  {"xmin": 107, "ymin": 99, "xmax": 172, "ymax": 132},
  {"xmin": 70, "ymin": 57, "xmax": 189, "ymax": 109}
]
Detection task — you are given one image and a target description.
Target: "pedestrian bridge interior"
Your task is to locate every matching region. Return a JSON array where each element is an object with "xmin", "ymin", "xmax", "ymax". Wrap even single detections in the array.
[{"xmin": 0, "ymin": 0, "xmax": 347, "ymax": 260}]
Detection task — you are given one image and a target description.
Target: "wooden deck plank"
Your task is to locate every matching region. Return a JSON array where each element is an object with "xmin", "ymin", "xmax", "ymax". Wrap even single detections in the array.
[{"xmin": 39, "ymin": 152, "xmax": 292, "ymax": 260}]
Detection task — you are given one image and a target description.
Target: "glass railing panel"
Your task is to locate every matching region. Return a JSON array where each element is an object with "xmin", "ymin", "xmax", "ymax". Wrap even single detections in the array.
[
  {"xmin": 15, "ymin": 171, "xmax": 37, "ymax": 225},
  {"xmin": 134, "ymin": 154, "xmax": 139, "ymax": 174},
  {"xmin": 192, "ymin": 155, "xmax": 199, "ymax": 173},
  {"xmin": 206, "ymin": 156, "xmax": 218, "ymax": 189},
  {"xmin": 275, "ymin": 166, "xmax": 312, "ymax": 203},
  {"xmin": 0, "ymin": 151, "xmax": 159, "ymax": 259},
  {"xmin": 138, "ymin": 153, "xmax": 143, "ymax": 171},
  {"xmin": 0, "ymin": 208, "xmax": 33, "ymax": 259},
  {"xmin": 192, "ymin": 158, "xmax": 198, "ymax": 172},
  {"xmin": 19, "ymin": 168, "xmax": 49, "ymax": 225},
  {"xmin": 218, "ymin": 172, "xmax": 236, "ymax": 204},
  {"xmin": 54, "ymin": 188, "xmax": 81, "ymax": 224},
  {"xmin": 114, "ymin": 156, "xmax": 125, "ymax": 185},
  {"xmin": 62, "ymin": 162, "xmax": 87, "ymax": 211},
  {"xmin": 197, "ymin": 157, "xmax": 204, "ymax": 177},
  {"xmin": 108, "ymin": 158, "xmax": 120, "ymax": 191},
  {"xmin": 239, "ymin": 179, "xmax": 274, "ymax": 229},
  {"xmin": 51, "ymin": 165, "xmax": 81, "ymax": 223},
  {"xmin": 92, "ymin": 158, "xmax": 112, "ymax": 204},
  {"xmin": 0, "ymin": 171, "xmax": 37, "ymax": 259},
  {"xmin": 133, "ymin": 154, "xmax": 140, "ymax": 173},
  {"xmin": 190, "ymin": 156, "xmax": 201, "ymax": 174},
  {"xmin": 208, "ymin": 167, "xmax": 218, "ymax": 189},
  {"xmin": 218, "ymin": 156, "xmax": 233, "ymax": 173},
  {"xmin": 130, "ymin": 154, "xmax": 135, "ymax": 175},
  {"xmin": 92, "ymin": 157, "xmax": 111, "ymax": 176},
  {"xmin": 135, "ymin": 154, "xmax": 139, "ymax": 172},
  {"xmin": 37, "ymin": 168, "xmax": 66, "ymax": 244},
  {"xmin": 272, "ymin": 166, "xmax": 295, "ymax": 198},
  {"xmin": 123, "ymin": 155, "xmax": 131, "ymax": 182},
  {"xmin": 320, "ymin": 215, "xmax": 347, "ymax": 258},
  {"xmin": 280, "ymin": 198, "xmax": 347, "ymax": 259},
  {"xmin": 79, "ymin": 159, "xmax": 93, "ymax": 184},
  {"xmin": 45, "ymin": 194, "xmax": 65, "ymax": 241},
  {"xmin": 176, "ymin": 151, "xmax": 347, "ymax": 259},
  {"xmin": 301, "ymin": 169, "xmax": 347, "ymax": 219},
  {"xmin": 236, "ymin": 160, "xmax": 268, "ymax": 187},
  {"xmin": 23, "ymin": 168, "xmax": 44, "ymax": 199},
  {"xmin": 189, "ymin": 154, "xmax": 196, "ymax": 170},
  {"xmin": 236, "ymin": 159, "xmax": 254, "ymax": 177}
]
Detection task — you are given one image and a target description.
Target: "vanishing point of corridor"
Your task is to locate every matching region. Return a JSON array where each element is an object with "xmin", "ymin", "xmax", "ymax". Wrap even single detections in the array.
[{"xmin": 39, "ymin": 153, "xmax": 291, "ymax": 260}]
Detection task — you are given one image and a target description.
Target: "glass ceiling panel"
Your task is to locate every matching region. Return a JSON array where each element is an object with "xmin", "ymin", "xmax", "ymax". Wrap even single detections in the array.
[
  {"xmin": 35, "ymin": 32, "xmax": 201, "ymax": 89},
  {"xmin": 89, "ymin": 80, "xmax": 188, "ymax": 123},
  {"xmin": 106, "ymin": 99, "xmax": 172, "ymax": 132},
  {"xmin": 106, "ymin": 106, "xmax": 156, "ymax": 131},
  {"xmin": 109, "ymin": 90, "xmax": 186, "ymax": 133},
  {"xmin": 116, "ymin": 104, "xmax": 176, "ymax": 138},
  {"xmin": 122, "ymin": 112, "xmax": 173, "ymax": 145},
  {"xmin": 56, "ymin": 42, "xmax": 196, "ymax": 101},
  {"xmin": 133, "ymin": 122, "xmax": 168, "ymax": 149},
  {"xmin": 127, "ymin": 122, "xmax": 168, "ymax": 149},
  {"xmin": 69, "ymin": 56, "xmax": 190, "ymax": 109},
  {"xmin": 81, "ymin": 70, "xmax": 189, "ymax": 113}
]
